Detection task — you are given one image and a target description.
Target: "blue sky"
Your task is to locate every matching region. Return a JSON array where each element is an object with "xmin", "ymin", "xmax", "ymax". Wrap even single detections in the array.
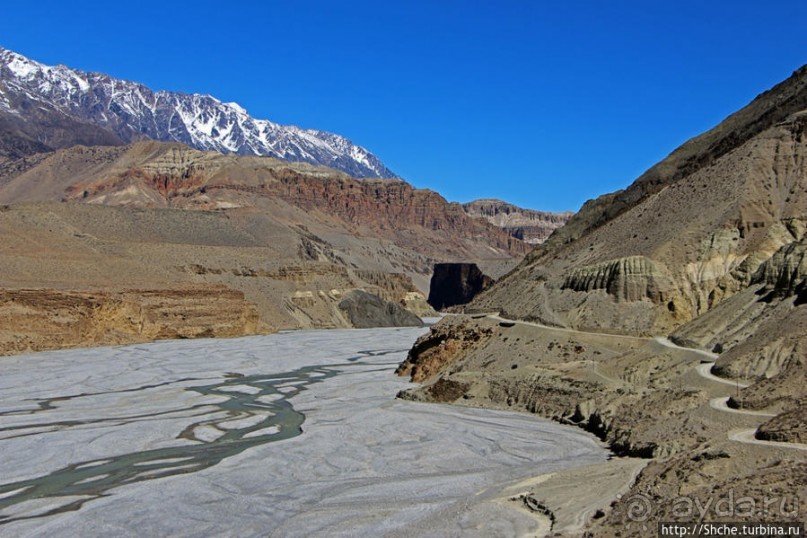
[{"xmin": 2, "ymin": 1, "xmax": 806, "ymax": 211}]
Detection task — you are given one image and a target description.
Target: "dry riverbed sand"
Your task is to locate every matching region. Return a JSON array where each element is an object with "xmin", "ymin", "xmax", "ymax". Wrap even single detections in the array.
[{"xmin": 0, "ymin": 326, "xmax": 612, "ymax": 537}]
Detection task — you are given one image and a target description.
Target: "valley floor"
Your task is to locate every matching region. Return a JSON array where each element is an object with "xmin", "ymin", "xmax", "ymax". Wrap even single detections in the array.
[{"xmin": 0, "ymin": 326, "xmax": 609, "ymax": 537}]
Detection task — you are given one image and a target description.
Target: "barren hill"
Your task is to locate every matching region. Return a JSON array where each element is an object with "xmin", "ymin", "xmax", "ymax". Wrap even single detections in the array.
[
  {"xmin": 472, "ymin": 67, "xmax": 807, "ymax": 336},
  {"xmin": 0, "ymin": 141, "xmax": 528, "ymax": 353},
  {"xmin": 397, "ymin": 65, "xmax": 807, "ymax": 535}
]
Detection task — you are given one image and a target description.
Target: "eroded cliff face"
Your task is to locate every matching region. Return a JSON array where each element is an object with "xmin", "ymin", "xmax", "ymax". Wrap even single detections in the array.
[
  {"xmin": 351, "ymin": 270, "xmax": 437, "ymax": 317},
  {"xmin": 561, "ymin": 256, "xmax": 676, "ymax": 303},
  {"xmin": 395, "ymin": 318, "xmax": 494, "ymax": 383},
  {"xmin": 471, "ymin": 111, "xmax": 807, "ymax": 335},
  {"xmin": 669, "ymin": 236, "xmax": 807, "ymax": 434},
  {"xmin": 461, "ymin": 199, "xmax": 573, "ymax": 244},
  {"xmin": 0, "ymin": 286, "xmax": 262, "ymax": 355},
  {"xmin": 753, "ymin": 236, "xmax": 807, "ymax": 299},
  {"xmin": 427, "ymin": 263, "xmax": 494, "ymax": 310},
  {"xmin": 0, "ymin": 142, "xmax": 525, "ymax": 346},
  {"xmin": 0, "ymin": 142, "xmax": 528, "ymax": 262}
]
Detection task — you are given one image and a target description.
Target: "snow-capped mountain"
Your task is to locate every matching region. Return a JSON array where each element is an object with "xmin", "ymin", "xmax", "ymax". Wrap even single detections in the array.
[{"xmin": 0, "ymin": 47, "xmax": 395, "ymax": 178}]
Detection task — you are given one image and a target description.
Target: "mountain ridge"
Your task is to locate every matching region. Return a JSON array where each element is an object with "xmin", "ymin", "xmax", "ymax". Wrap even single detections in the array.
[
  {"xmin": 0, "ymin": 141, "xmax": 528, "ymax": 316},
  {"xmin": 545, "ymin": 64, "xmax": 807, "ymax": 250},
  {"xmin": 0, "ymin": 46, "xmax": 395, "ymax": 178},
  {"xmin": 462, "ymin": 198, "xmax": 573, "ymax": 244}
]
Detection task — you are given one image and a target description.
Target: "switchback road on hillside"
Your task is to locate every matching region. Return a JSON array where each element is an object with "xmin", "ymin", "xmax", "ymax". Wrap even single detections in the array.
[{"xmin": 481, "ymin": 313, "xmax": 807, "ymax": 452}]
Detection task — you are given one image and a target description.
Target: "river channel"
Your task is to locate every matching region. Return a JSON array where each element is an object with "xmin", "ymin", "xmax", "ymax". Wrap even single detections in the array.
[{"xmin": 0, "ymin": 326, "xmax": 606, "ymax": 537}]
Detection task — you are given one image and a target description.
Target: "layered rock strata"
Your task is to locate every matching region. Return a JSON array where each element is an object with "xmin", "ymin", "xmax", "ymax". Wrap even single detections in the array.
[
  {"xmin": 462, "ymin": 199, "xmax": 573, "ymax": 244},
  {"xmin": 0, "ymin": 286, "xmax": 262, "ymax": 355}
]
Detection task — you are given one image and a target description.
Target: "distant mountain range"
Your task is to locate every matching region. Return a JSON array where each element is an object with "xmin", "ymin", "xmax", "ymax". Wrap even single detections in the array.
[
  {"xmin": 462, "ymin": 199, "xmax": 572, "ymax": 244},
  {"xmin": 0, "ymin": 47, "xmax": 394, "ymax": 178}
]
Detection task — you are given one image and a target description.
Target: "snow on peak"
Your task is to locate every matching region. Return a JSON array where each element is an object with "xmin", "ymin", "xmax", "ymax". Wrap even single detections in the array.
[
  {"xmin": 4, "ymin": 50, "xmax": 43, "ymax": 79},
  {"xmin": 0, "ymin": 47, "xmax": 396, "ymax": 178},
  {"xmin": 226, "ymin": 102, "xmax": 248, "ymax": 115}
]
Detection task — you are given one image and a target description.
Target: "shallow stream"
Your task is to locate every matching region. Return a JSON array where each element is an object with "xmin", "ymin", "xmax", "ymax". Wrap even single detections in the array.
[{"xmin": 0, "ymin": 328, "xmax": 606, "ymax": 537}]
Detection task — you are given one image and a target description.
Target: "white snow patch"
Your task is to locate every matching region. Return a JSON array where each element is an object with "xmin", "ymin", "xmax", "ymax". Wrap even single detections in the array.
[
  {"xmin": 225, "ymin": 101, "xmax": 248, "ymax": 115},
  {"xmin": 6, "ymin": 56, "xmax": 41, "ymax": 78}
]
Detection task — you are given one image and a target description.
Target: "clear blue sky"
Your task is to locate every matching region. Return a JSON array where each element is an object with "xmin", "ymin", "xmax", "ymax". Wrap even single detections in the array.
[{"xmin": 2, "ymin": 1, "xmax": 806, "ymax": 212}]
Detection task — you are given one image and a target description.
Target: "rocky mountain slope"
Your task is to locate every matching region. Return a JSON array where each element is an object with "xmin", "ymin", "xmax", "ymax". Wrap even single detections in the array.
[
  {"xmin": 0, "ymin": 141, "xmax": 525, "ymax": 262},
  {"xmin": 471, "ymin": 70, "xmax": 807, "ymax": 336},
  {"xmin": 397, "ymin": 65, "xmax": 807, "ymax": 535},
  {"xmin": 0, "ymin": 141, "xmax": 527, "ymax": 353},
  {"xmin": 0, "ymin": 200, "xmax": 428, "ymax": 354},
  {"xmin": 462, "ymin": 198, "xmax": 573, "ymax": 244},
  {"xmin": 0, "ymin": 47, "xmax": 393, "ymax": 177}
]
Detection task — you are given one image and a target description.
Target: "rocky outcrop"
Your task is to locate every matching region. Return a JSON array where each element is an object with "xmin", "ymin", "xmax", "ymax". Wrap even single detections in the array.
[
  {"xmin": 752, "ymin": 238, "xmax": 807, "ymax": 299},
  {"xmin": 462, "ymin": 199, "xmax": 573, "ymax": 244},
  {"xmin": 400, "ymin": 292, "xmax": 437, "ymax": 317},
  {"xmin": 336, "ymin": 290, "xmax": 423, "ymax": 328},
  {"xmin": 0, "ymin": 286, "xmax": 263, "ymax": 355},
  {"xmin": 561, "ymin": 256, "xmax": 674, "ymax": 303},
  {"xmin": 670, "ymin": 237, "xmax": 807, "ymax": 396},
  {"xmin": 427, "ymin": 263, "xmax": 494, "ymax": 310},
  {"xmin": 756, "ymin": 404, "xmax": 807, "ymax": 443},
  {"xmin": 351, "ymin": 270, "xmax": 436, "ymax": 317},
  {"xmin": 396, "ymin": 318, "xmax": 494, "ymax": 382}
]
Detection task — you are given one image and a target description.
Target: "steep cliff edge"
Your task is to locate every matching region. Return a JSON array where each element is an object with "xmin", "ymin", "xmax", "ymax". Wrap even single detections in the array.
[
  {"xmin": 0, "ymin": 286, "xmax": 262, "ymax": 355},
  {"xmin": 427, "ymin": 263, "xmax": 494, "ymax": 310}
]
